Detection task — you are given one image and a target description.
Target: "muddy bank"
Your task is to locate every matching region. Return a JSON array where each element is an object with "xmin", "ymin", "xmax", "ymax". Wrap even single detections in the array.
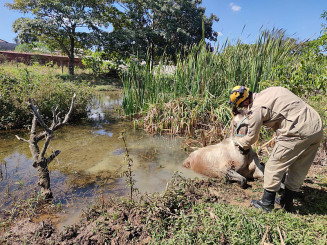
[
  {"xmin": 1, "ymin": 151, "xmax": 327, "ymax": 245},
  {"xmin": 1, "ymin": 175, "xmax": 257, "ymax": 244}
]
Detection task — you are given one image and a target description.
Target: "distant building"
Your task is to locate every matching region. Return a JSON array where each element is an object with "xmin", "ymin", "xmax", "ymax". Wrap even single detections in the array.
[{"xmin": 0, "ymin": 39, "xmax": 17, "ymax": 51}]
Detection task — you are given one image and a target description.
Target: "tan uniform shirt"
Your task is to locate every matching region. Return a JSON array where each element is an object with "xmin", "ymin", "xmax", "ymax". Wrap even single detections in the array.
[{"xmin": 237, "ymin": 87, "xmax": 323, "ymax": 150}]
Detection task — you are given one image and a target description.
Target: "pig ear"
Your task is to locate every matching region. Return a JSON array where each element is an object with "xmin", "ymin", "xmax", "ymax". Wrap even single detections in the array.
[{"xmin": 232, "ymin": 106, "xmax": 240, "ymax": 116}]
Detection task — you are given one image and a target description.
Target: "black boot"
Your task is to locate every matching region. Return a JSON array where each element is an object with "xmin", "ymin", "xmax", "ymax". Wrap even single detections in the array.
[
  {"xmin": 251, "ymin": 189, "xmax": 276, "ymax": 212},
  {"xmin": 275, "ymin": 187, "xmax": 296, "ymax": 212}
]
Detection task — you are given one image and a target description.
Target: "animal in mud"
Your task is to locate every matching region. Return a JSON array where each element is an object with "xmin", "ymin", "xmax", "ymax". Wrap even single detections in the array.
[{"xmin": 182, "ymin": 109, "xmax": 264, "ymax": 187}]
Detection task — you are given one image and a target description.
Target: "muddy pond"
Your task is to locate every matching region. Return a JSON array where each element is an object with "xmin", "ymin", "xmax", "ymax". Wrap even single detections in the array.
[{"xmin": 0, "ymin": 91, "xmax": 201, "ymax": 228}]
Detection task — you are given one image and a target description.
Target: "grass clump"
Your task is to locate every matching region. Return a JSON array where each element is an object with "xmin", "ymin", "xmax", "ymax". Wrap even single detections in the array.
[
  {"xmin": 137, "ymin": 96, "xmax": 231, "ymax": 147},
  {"xmin": 144, "ymin": 175, "xmax": 327, "ymax": 244}
]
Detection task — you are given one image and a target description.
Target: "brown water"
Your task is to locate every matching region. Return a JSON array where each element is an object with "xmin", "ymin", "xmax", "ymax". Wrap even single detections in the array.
[{"xmin": 0, "ymin": 91, "xmax": 201, "ymax": 228}]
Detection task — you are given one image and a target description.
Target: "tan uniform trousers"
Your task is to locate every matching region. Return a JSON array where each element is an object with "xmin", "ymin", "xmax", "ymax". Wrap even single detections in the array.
[{"xmin": 264, "ymin": 129, "xmax": 323, "ymax": 192}]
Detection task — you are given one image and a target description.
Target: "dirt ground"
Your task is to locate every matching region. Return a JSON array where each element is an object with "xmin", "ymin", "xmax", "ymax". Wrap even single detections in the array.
[{"xmin": 1, "ymin": 145, "xmax": 326, "ymax": 244}]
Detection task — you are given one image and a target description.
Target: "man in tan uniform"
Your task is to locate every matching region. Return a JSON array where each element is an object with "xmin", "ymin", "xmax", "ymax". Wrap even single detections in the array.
[{"xmin": 229, "ymin": 86, "xmax": 323, "ymax": 212}]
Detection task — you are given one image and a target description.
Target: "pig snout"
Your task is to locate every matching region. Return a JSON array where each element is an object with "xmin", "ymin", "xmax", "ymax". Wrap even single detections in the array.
[{"xmin": 182, "ymin": 158, "xmax": 191, "ymax": 168}]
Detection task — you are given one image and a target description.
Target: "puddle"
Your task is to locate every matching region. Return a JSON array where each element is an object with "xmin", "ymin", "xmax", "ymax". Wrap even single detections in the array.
[{"xmin": 0, "ymin": 91, "xmax": 202, "ymax": 227}]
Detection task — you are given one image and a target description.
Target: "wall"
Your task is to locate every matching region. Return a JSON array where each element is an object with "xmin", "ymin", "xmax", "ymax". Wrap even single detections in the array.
[{"xmin": 0, "ymin": 51, "xmax": 84, "ymax": 68}]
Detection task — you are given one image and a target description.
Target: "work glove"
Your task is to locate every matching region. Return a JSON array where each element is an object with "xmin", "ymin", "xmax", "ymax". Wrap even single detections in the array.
[{"xmin": 233, "ymin": 138, "xmax": 250, "ymax": 155}]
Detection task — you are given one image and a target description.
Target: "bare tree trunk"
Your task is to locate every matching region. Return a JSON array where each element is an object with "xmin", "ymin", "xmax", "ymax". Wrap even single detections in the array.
[
  {"xmin": 16, "ymin": 94, "xmax": 76, "ymax": 198},
  {"xmin": 69, "ymin": 55, "xmax": 74, "ymax": 76},
  {"xmin": 36, "ymin": 160, "xmax": 52, "ymax": 198}
]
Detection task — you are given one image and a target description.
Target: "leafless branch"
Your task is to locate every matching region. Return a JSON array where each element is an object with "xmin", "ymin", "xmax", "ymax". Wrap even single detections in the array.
[
  {"xmin": 50, "ymin": 107, "xmax": 57, "ymax": 129},
  {"xmin": 50, "ymin": 93, "xmax": 76, "ymax": 131},
  {"xmin": 15, "ymin": 135, "xmax": 29, "ymax": 143},
  {"xmin": 28, "ymin": 99, "xmax": 52, "ymax": 135},
  {"xmin": 30, "ymin": 115, "xmax": 37, "ymax": 135},
  {"xmin": 56, "ymin": 111, "xmax": 62, "ymax": 124},
  {"xmin": 35, "ymin": 131, "xmax": 47, "ymax": 142},
  {"xmin": 15, "ymin": 94, "xmax": 76, "ymax": 198},
  {"xmin": 47, "ymin": 150, "xmax": 61, "ymax": 164},
  {"xmin": 62, "ymin": 93, "xmax": 76, "ymax": 125},
  {"xmin": 35, "ymin": 94, "xmax": 76, "ymax": 141},
  {"xmin": 39, "ymin": 135, "xmax": 53, "ymax": 160}
]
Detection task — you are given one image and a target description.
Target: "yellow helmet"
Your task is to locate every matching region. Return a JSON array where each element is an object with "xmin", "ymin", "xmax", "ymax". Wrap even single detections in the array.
[{"xmin": 229, "ymin": 86, "xmax": 250, "ymax": 107}]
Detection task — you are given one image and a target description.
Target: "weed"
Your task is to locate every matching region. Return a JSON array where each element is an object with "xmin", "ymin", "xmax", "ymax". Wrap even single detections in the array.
[{"xmin": 120, "ymin": 130, "xmax": 138, "ymax": 203}]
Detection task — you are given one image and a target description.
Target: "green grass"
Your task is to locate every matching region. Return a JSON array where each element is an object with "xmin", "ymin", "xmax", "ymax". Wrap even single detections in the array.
[
  {"xmin": 148, "ymin": 203, "xmax": 326, "ymax": 244},
  {"xmin": 145, "ymin": 175, "xmax": 327, "ymax": 244}
]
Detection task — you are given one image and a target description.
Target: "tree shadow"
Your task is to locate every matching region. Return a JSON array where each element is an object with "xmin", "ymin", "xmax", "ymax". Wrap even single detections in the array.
[{"xmin": 291, "ymin": 185, "xmax": 327, "ymax": 215}]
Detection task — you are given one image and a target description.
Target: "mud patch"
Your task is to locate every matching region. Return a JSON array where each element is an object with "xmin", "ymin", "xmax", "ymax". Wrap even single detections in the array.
[{"xmin": 1, "ymin": 147, "xmax": 326, "ymax": 244}]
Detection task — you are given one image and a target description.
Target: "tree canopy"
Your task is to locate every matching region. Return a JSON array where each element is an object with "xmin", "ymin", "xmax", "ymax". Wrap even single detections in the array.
[
  {"xmin": 7, "ymin": 0, "xmax": 219, "ymax": 71},
  {"xmin": 6, "ymin": 0, "xmax": 123, "ymax": 75},
  {"xmin": 103, "ymin": 0, "xmax": 219, "ymax": 62}
]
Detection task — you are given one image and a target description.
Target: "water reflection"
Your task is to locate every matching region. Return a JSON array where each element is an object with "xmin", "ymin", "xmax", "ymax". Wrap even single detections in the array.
[{"xmin": 91, "ymin": 129, "xmax": 114, "ymax": 137}]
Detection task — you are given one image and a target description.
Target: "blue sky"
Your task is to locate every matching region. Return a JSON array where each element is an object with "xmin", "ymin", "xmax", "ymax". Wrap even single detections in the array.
[
  {"xmin": 0, "ymin": 0, "xmax": 326, "ymax": 45},
  {"xmin": 202, "ymin": 0, "xmax": 326, "ymax": 44}
]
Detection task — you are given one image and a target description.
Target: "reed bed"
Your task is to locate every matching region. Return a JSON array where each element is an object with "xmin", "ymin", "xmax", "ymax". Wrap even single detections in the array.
[{"xmin": 122, "ymin": 29, "xmax": 327, "ymax": 137}]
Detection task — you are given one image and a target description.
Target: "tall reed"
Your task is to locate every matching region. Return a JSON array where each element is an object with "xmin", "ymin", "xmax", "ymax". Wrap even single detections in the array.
[
  {"xmin": 121, "ymin": 28, "xmax": 326, "ymax": 135},
  {"xmin": 122, "ymin": 29, "xmax": 300, "ymax": 111}
]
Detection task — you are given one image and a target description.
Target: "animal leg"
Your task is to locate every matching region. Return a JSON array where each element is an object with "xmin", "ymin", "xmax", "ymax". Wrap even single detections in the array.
[{"xmin": 226, "ymin": 170, "xmax": 247, "ymax": 188}]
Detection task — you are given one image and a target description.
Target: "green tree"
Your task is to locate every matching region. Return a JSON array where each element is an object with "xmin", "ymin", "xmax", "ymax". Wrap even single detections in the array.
[
  {"xmin": 15, "ymin": 41, "xmax": 51, "ymax": 54},
  {"xmin": 299, "ymin": 10, "xmax": 327, "ymax": 56},
  {"xmin": 103, "ymin": 0, "xmax": 218, "ymax": 63},
  {"xmin": 319, "ymin": 10, "xmax": 327, "ymax": 52},
  {"xmin": 6, "ymin": 0, "xmax": 122, "ymax": 75}
]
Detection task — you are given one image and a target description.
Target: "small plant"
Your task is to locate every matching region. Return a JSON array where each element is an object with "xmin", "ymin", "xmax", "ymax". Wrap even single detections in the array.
[
  {"xmin": 16, "ymin": 179, "xmax": 24, "ymax": 189},
  {"xmin": 120, "ymin": 130, "xmax": 138, "ymax": 202}
]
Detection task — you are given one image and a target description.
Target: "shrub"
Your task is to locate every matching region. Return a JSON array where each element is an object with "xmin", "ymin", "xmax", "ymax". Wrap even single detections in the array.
[{"xmin": 0, "ymin": 65, "xmax": 93, "ymax": 129}]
